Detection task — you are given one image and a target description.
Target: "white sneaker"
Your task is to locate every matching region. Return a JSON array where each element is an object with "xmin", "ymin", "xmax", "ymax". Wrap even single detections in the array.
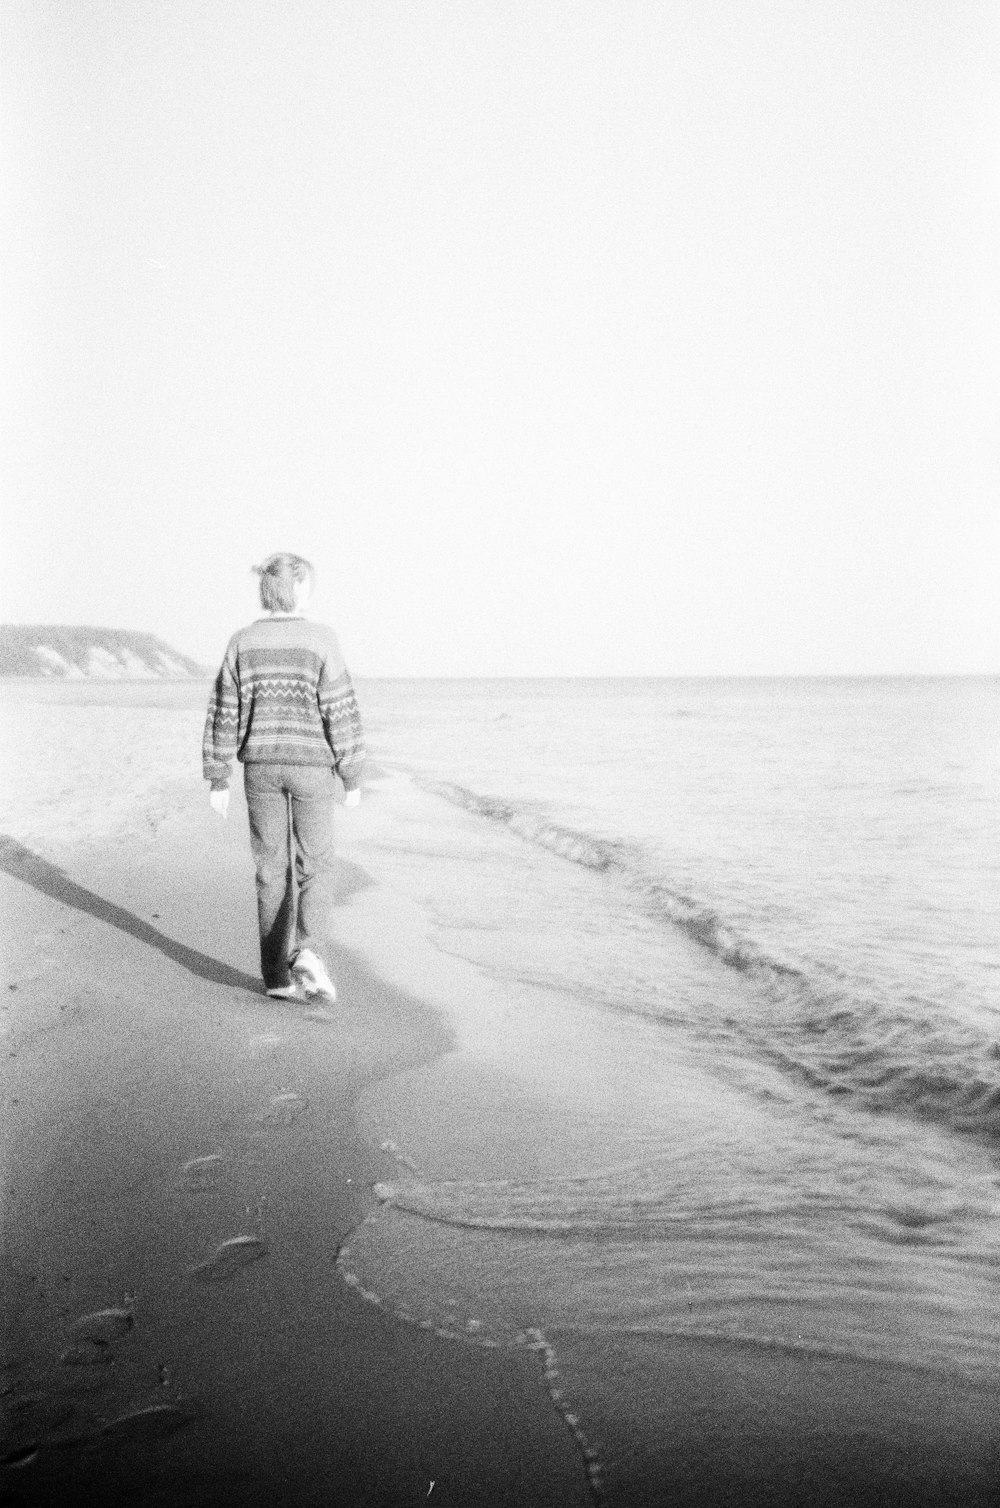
[
  {"xmin": 266, "ymin": 984, "xmax": 300, "ymax": 1000},
  {"xmin": 291, "ymin": 949, "xmax": 337, "ymax": 1002}
]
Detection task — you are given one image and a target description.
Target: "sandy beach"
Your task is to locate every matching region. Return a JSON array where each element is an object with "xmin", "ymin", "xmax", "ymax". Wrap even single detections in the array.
[
  {"xmin": 2, "ymin": 679, "xmax": 999, "ymax": 1506},
  {"xmin": 5, "ymin": 0, "xmax": 997, "ymax": 1494},
  {"xmin": 0, "ymin": 768, "xmax": 594, "ymax": 1505}
]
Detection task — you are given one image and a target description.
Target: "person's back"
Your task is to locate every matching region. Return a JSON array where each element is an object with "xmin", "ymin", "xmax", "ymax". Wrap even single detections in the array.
[
  {"xmin": 204, "ymin": 614, "xmax": 365, "ymax": 789},
  {"xmin": 202, "ymin": 553, "xmax": 365, "ymax": 1001}
]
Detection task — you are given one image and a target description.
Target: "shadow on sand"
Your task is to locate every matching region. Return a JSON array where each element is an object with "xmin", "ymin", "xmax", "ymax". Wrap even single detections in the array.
[{"xmin": 0, "ymin": 833, "xmax": 263, "ymax": 994}]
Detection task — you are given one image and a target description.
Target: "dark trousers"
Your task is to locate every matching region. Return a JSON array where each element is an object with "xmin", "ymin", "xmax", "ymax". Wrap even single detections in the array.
[{"xmin": 244, "ymin": 763, "xmax": 338, "ymax": 989}]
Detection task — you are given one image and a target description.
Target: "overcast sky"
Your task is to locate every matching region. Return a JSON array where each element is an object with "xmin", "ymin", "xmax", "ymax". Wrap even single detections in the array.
[{"xmin": 3, "ymin": 0, "xmax": 998, "ymax": 675}]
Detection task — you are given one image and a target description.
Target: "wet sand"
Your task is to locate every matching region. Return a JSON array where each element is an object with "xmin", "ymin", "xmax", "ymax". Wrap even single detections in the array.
[
  {"xmin": 0, "ymin": 782, "xmax": 592, "ymax": 1506},
  {"xmin": 2, "ymin": 698, "xmax": 999, "ymax": 1506}
]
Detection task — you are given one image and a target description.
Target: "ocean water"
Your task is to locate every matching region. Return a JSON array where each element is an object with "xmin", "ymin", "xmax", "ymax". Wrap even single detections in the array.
[
  {"xmin": 5, "ymin": 674, "xmax": 999, "ymax": 1495},
  {"xmin": 360, "ymin": 676, "xmax": 1000, "ymax": 1133},
  {"xmin": 343, "ymin": 676, "xmax": 1000, "ymax": 1497}
]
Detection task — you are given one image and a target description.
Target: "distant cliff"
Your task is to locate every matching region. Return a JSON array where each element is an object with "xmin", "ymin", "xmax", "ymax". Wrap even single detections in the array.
[{"xmin": 0, "ymin": 625, "xmax": 208, "ymax": 679}]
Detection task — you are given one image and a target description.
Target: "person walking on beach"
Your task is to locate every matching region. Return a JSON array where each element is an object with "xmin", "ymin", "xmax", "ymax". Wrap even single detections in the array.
[{"xmin": 202, "ymin": 552, "xmax": 365, "ymax": 1001}]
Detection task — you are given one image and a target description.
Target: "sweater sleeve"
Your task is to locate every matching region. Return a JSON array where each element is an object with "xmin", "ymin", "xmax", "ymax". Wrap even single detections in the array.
[
  {"xmin": 317, "ymin": 637, "xmax": 366, "ymax": 790},
  {"xmin": 202, "ymin": 643, "xmax": 240, "ymax": 788}
]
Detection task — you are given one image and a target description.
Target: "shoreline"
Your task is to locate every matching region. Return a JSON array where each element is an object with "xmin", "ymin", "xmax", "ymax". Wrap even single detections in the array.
[
  {"xmin": 0, "ymin": 788, "xmax": 593, "ymax": 1505},
  {"xmin": 331, "ymin": 777, "xmax": 1000, "ymax": 1507},
  {"xmin": 3, "ymin": 712, "xmax": 1000, "ymax": 1503}
]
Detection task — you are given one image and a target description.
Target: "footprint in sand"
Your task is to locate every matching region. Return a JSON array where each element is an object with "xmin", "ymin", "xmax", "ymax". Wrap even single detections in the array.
[
  {"xmin": 1, "ymin": 1442, "xmax": 41, "ymax": 1469},
  {"xmin": 248, "ymin": 1032, "xmax": 285, "ymax": 1057},
  {"xmin": 46, "ymin": 1402, "xmax": 196, "ymax": 1457},
  {"xmin": 0, "ymin": 1394, "xmax": 74, "ymax": 1468},
  {"xmin": 261, "ymin": 1091, "xmax": 309, "ymax": 1127},
  {"xmin": 99, "ymin": 1402, "xmax": 194, "ymax": 1446},
  {"xmin": 60, "ymin": 1307, "xmax": 134, "ymax": 1366},
  {"xmin": 302, "ymin": 1005, "xmax": 335, "ymax": 1023},
  {"xmin": 190, "ymin": 1234, "xmax": 266, "ymax": 1284},
  {"xmin": 180, "ymin": 1154, "xmax": 224, "ymax": 1192}
]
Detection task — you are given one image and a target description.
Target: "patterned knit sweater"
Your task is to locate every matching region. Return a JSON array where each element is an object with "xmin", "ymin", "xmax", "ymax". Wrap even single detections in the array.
[{"xmin": 202, "ymin": 616, "xmax": 366, "ymax": 791}]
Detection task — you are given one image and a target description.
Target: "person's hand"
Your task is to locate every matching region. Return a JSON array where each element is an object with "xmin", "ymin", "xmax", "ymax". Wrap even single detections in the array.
[
  {"xmin": 210, "ymin": 788, "xmax": 230, "ymax": 819},
  {"xmin": 344, "ymin": 788, "xmax": 361, "ymax": 809}
]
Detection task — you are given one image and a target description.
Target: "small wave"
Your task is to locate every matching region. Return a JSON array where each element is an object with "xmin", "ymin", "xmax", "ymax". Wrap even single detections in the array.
[
  {"xmin": 372, "ymin": 1176, "xmax": 855, "ymax": 1240},
  {"xmin": 423, "ymin": 783, "xmax": 626, "ymax": 873},
  {"xmin": 421, "ymin": 778, "xmax": 1000, "ymax": 1142},
  {"xmin": 421, "ymin": 780, "xmax": 801, "ymax": 974}
]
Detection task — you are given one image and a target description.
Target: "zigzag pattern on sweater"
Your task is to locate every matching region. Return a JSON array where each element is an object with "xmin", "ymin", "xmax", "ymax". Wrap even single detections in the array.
[
  {"xmin": 245, "ymin": 674, "xmax": 318, "ymax": 691},
  {"xmin": 320, "ymin": 693, "xmax": 362, "ymax": 719},
  {"xmin": 202, "ymin": 624, "xmax": 366, "ymax": 787}
]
